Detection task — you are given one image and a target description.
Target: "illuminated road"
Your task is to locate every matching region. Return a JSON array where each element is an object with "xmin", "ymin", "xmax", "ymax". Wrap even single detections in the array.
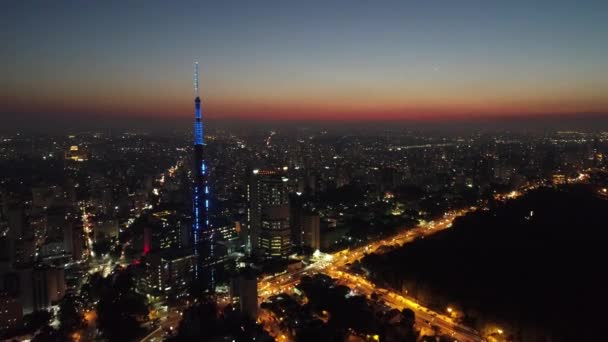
[
  {"xmin": 76, "ymin": 157, "xmax": 186, "ymax": 342},
  {"xmin": 325, "ymin": 269, "xmax": 478, "ymax": 342},
  {"xmin": 140, "ymin": 308, "xmax": 183, "ymax": 342},
  {"xmin": 258, "ymin": 207, "xmax": 481, "ymax": 341},
  {"xmin": 257, "ymin": 175, "xmax": 593, "ymax": 341}
]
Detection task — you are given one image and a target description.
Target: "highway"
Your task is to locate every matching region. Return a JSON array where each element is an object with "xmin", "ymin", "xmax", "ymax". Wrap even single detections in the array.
[
  {"xmin": 326, "ymin": 268, "xmax": 478, "ymax": 342},
  {"xmin": 256, "ymin": 176, "xmax": 590, "ymax": 341},
  {"xmin": 258, "ymin": 207, "xmax": 483, "ymax": 341},
  {"xmin": 140, "ymin": 308, "xmax": 182, "ymax": 342},
  {"xmin": 136, "ymin": 175, "xmax": 585, "ymax": 341}
]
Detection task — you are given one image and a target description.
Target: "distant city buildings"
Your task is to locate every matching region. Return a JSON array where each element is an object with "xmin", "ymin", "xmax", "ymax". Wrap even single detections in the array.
[
  {"xmin": 64, "ymin": 145, "xmax": 89, "ymax": 162},
  {"xmin": 1, "ymin": 125, "xmax": 608, "ymax": 339}
]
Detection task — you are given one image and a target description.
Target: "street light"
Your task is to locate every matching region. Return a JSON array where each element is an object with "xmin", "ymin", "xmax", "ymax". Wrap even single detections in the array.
[{"xmin": 447, "ymin": 307, "xmax": 453, "ymax": 313}]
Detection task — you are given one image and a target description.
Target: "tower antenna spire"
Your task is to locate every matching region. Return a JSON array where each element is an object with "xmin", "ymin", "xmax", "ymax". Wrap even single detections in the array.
[{"xmin": 194, "ymin": 60, "xmax": 199, "ymax": 97}]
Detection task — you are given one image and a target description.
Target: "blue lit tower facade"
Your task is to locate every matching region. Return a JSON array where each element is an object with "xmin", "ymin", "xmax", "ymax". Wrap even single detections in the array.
[{"xmin": 191, "ymin": 61, "xmax": 214, "ymax": 293}]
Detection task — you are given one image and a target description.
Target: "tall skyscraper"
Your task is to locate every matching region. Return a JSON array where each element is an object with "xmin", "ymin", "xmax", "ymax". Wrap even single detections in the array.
[
  {"xmin": 260, "ymin": 206, "xmax": 291, "ymax": 258},
  {"xmin": 191, "ymin": 62, "xmax": 214, "ymax": 293},
  {"xmin": 247, "ymin": 170, "xmax": 291, "ymax": 257}
]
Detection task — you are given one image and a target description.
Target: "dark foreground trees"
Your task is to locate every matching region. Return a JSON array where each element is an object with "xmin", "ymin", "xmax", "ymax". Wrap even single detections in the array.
[
  {"xmin": 362, "ymin": 185, "xmax": 608, "ymax": 341},
  {"xmin": 96, "ymin": 270, "xmax": 149, "ymax": 342},
  {"xmin": 167, "ymin": 300, "xmax": 272, "ymax": 341}
]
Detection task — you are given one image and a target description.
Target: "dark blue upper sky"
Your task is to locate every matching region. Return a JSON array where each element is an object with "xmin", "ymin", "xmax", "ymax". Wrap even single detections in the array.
[{"xmin": 2, "ymin": 0, "xmax": 607, "ymax": 123}]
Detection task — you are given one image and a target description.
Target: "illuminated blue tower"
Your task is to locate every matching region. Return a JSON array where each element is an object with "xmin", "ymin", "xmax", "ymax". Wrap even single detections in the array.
[{"xmin": 192, "ymin": 61, "xmax": 214, "ymax": 293}]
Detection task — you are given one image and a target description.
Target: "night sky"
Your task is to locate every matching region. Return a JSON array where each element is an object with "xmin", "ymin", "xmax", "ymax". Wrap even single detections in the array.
[{"xmin": 2, "ymin": 0, "xmax": 607, "ymax": 127}]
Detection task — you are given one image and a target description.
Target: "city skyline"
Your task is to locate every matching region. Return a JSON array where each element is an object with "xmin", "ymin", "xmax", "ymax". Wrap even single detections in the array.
[
  {"xmin": 2, "ymin": 0, "xmax": 608, "ymax": 127},
  {"xmin": 3, "ymin": 2, "xmax": 608, "ymax": 341}
]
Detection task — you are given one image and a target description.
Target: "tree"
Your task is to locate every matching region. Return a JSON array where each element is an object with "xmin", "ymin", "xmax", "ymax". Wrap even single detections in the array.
[
  {"xmin": 92, "ymin": 240, "xmax": 112, "ymax": 257},
  {"xmin": 81, "ymin": 272, "xmax": 110, "ymax": 305},
  {"xmin": 399, "ymin": 309, "xmax": 417, "ymax": 342},
  {"xmin": 400, "ymin": 309, "xmax": 415, "ymax": 329},
  {"xmin": 96, "ymin": 270, "xmax": 149, "ymax": 342},
  {"xmin": 22, "ymin": 310, "xmax": 52, "ymax": 333},
  {"xmin": 172, "ymin": 301, "xmax": 220, "ymax": 340},
  {"xmin": 31, "ymin": 326, "xmax": 62, "ymax": 342},
  {"xmin": 58, "ymin": 294, "xmax": 85, "ymax": 333},
  {"xmin": 168, "ymin": 301, "xmax": 272, "ymax": 342}
]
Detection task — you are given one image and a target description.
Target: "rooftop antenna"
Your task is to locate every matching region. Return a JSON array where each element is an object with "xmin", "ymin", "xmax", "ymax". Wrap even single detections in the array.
[{"xmin": 194, "ymin": 60, "xmax": 199, "ymax": 97}]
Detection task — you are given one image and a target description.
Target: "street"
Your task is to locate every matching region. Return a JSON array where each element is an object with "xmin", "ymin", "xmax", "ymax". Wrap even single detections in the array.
[{"xmin": 258, "ymin": 207, "xmax": 481, "ymax": 341}]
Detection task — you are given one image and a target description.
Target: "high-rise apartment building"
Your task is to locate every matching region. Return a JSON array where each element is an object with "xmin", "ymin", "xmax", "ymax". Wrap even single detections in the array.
[
  {"xmin": 248, "ymin": 170, "xmax": 291, "ymax": 257},
  {"xmin": 144, "ymin": 250, "xmax": 195, "ymax": 300}
]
